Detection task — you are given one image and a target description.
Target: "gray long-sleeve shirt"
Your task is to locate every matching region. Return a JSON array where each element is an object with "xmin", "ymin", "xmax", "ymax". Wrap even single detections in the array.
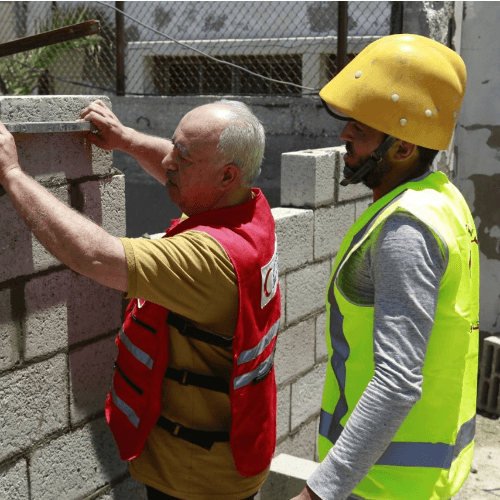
[{"xmin": 307, "ymin": 212, "xmax": 446, "ymax": 500}]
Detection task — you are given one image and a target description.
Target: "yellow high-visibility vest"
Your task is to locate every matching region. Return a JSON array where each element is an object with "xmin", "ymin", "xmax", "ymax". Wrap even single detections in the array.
[{"xmin": 318, "ymin": 172, "xmax": 480, "ymax": 500}]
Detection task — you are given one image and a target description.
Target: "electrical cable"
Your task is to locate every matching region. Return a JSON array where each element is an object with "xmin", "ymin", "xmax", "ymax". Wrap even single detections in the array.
[{"xmin": 93, "ymin": 0, "xmax": 321, "ymax": 93}]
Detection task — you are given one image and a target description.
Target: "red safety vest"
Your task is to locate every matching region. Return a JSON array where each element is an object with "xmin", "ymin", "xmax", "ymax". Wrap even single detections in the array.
[{"xmin": 105, "ymin": 189, "xmax": 281, "ymax": 477}]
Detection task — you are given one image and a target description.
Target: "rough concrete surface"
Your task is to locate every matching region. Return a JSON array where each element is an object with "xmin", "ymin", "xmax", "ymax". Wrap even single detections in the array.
[{"xmin": 455, "ymin": 413, "xmax": 500, "ymax": 499}]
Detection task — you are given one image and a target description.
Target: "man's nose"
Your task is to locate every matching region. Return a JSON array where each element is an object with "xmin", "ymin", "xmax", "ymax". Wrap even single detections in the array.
[{"xmin": 164, "ymin": 151, "xmax": 178, "ymax": 171}]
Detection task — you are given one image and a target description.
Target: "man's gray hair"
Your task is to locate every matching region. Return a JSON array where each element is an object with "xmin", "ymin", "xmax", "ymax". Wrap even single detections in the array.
[{"xmin": 214, "ymin": 100, "xmax": 265, "ymax": 187}]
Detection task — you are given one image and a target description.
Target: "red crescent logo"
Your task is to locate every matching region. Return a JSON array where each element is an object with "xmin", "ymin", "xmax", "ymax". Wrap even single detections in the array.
[{"xmin": 264, "ymin": 268, "xmax": 273, "ymax": 297}]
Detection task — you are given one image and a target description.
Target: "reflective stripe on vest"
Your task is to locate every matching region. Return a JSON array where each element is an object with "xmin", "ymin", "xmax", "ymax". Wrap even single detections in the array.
[
  {"xmin": 320, "ymin": 410, "xmax": 475, "ymax": 469},
  {"xmin": 111, "ymin": 384, "xmax": 140, "ymax": 428},
  {"xmin": 237, "ymin": 318, "xmax": 280, "ymax": 365},
  {"xmin": 234, "ymin": 348, "xmax": 276, "ymax": 390},
  {"xmin": 119, "ymin": 327, "xmax": 154, "ymax": 370}
]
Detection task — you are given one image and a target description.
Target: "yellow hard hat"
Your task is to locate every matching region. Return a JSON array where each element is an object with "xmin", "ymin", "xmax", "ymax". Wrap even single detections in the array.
[{"xmin": 319, "ymin": 34, "xmax": 466, "ymax": 150}]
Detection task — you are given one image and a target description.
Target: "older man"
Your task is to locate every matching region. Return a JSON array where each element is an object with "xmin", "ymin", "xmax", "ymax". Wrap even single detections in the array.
[
  {"xmin": 293, "ymin": 34, "xmax": 479, "ymax": 500},
  {"xmin": 0, "ymin": 100, "xmax": 280, "ymax": 500}
]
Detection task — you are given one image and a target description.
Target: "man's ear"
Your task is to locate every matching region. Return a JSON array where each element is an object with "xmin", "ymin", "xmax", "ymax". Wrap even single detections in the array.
[
  {"xmin": 219, "ymin": 164, "xmax": 240, "ymax": 189},
  {"xmin": 393, "ymin": 141, "xmax": 418, "ymax": 161}
]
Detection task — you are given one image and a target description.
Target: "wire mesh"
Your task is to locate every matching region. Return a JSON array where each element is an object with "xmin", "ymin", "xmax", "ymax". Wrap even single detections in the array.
[{"xmin": 0, "ymin": 1, "xmax": 393, "ymax": 97}]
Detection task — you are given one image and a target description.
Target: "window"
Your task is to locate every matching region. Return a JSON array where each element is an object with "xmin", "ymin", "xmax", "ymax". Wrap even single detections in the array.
[{"xmin": 152, "ymin": 54, "xmax": 302, "ymax": 95}]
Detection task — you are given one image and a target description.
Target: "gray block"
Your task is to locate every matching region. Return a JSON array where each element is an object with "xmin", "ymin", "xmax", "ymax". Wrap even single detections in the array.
[
  {"xmin": 0, "ymin": 354, "xmax": 68, "ymax": 461},
  {"xmin": 274, "ymin": 418, "xmax": 319, "ymax": 461},
  {"xmin": 1, "ymin": 96, "xmax": 113, "ymax": 180},
  {"xmin": 272, "ymin": 207, "xmax": 314, "ymax": 274},
  {"xmin": 78, "ymin": 174, "xmax": 126, "ymax": 237},
  {"xmin": 277, "ymin": 384, "xmax": 291, "ymax": 441},
  {"xmin": 66, "ymin": 271, "xmax": 123, "ymax": 346},
  {"xmin": 275, "ymin": 318, "xmax": 315, "ymax": 385},
  {"xmin": 69, "ymin": 336, "xmax": 117, "ymax": 424},
  {"xmin": 355, "ymin": 196, "xmax": 373, "ymax": 220},
  {"xmin": 98, "ymin": 476, "xmax": 147, "ymax": 500},
  {"xmin": 24, "ymin": 269, "xmax": 72, "ymax": 360},
  {"xmin": 0, "ymin": 288, "xmax": 19, "ymax": 372},
  {"xmin": 478, "ymin": 336, "xmax": 500, "ymax": 416},
  {"xmin": 279, "ymin": 277, "xmax": 286, "ymax": 327},
  {"xmin": 281, "ymin": 148, "xmax": 337, "ymax": 208},
  {"xmin": 30, "ymin": 418, "xmax": 127, "ymax": 500},
  {"xmin": 0, "ymin": 459, "xmax": 29, "ymax": 500},
  {"xmin": 286, "ymin": 260, "xmax": 331, "ymax": 324},
  {"xmin": 0, "ymin": 184, "xmax": 69, "ymax": 282},
  {"xmin": 291, "ymin": 363, "xmax": 327, "ymax": 430},
  {"xmin": 314, "ymin": 202, "xmax": 356, "ymax": 260},
  {"xmin": 315, "ymin": 311, "xmax": 328, "ymax": 362},
  {"xmin": 260, "ymin": 454, "xmax": 319, "ymax": 500}
]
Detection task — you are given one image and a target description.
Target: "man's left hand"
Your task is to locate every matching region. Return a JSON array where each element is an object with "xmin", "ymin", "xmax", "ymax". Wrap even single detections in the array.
[
  {"xmin": 291, "ymin": 485, "xmax": 322, "ymax": 500},
  {"xmin": 0, "ymin": 120, "xmax": 21, "ymax": 184}
]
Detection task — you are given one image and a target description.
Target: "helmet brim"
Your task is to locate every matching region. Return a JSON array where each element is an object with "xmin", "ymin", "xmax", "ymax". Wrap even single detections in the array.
[{"xmin": 321, "ymin": 99, "xmax": 352, "ymax": 121}]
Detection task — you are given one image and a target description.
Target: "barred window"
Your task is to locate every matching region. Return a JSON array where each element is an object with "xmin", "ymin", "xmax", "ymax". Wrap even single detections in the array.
[{"xmin": 152, "ymin": 54, "xmax": 302, "ymax": 96}]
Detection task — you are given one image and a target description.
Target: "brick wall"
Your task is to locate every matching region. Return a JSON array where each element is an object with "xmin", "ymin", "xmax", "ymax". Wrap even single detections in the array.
[{"xmin": 0, "ymin": 96, "xmax": 145, "ymax": 500}]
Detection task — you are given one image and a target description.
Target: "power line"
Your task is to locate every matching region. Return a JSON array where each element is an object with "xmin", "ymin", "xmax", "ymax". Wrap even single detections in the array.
[{"xmin": 93, "ymin": 0, "xmax": 319, "ymax": 93}]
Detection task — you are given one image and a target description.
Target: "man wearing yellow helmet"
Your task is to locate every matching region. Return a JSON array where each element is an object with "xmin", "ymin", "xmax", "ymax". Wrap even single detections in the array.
[{"xmin": 292, "ymin": 35, "xmax": 480, "ymax": 500}]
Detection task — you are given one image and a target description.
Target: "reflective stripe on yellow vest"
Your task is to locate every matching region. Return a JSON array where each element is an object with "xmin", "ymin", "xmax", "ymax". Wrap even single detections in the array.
[{"xmin": 318, "ymin": 172, "xmax": 480, "ymax": 500}]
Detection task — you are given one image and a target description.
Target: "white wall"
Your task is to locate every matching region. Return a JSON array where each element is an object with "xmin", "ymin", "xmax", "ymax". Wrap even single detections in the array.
[{"xmin": 455, "ymin": 1, "xmax": 500, "ymax": 338}]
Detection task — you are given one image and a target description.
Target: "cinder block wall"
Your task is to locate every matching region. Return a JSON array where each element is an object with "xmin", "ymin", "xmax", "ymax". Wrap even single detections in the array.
[
  {"xmin": 0, "ymin": 96, "xmax": 146, "ymax": 500},
  {"xmin": 270, "ymin": 147, "xmax": 372, "ymax": 460}
]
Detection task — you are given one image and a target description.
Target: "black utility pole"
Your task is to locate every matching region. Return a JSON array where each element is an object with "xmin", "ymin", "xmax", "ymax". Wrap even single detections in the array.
[
  {"xmin": 337, "ymin": 2, "xmax": 348, "ymax": 74},
  {"xmin": 390, "ymin": 2, "xmax": 404, "ymax": 35},
  {"xmin": 116, "ymin": 1, "xmax": 125, "ymax": 96}
]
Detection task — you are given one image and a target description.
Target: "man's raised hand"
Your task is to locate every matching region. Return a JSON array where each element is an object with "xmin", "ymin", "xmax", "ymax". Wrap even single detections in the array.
[
  {"xmin": 0, "ymin": 120, "xmax": 21, "ymax": 185},
  {"xmin": 81, "ymin": 100, "xmax": 131, "ymax": 152}
]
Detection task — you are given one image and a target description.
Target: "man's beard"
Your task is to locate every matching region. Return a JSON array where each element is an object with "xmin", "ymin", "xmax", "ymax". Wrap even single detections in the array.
[{"xmin": 359, "ymin": 157, "xmax": 393, "ymax": 189}]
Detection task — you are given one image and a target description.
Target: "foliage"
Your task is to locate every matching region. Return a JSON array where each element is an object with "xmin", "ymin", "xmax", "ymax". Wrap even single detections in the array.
[{"xmin": 0, "ymin": 6, "xmax": 100, "ymax": 95}]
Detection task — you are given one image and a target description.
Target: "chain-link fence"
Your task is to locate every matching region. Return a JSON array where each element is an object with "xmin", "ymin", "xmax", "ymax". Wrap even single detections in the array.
[{"xmin": 0, "ymin": 1, "xmax": 396, "ymax": 97}]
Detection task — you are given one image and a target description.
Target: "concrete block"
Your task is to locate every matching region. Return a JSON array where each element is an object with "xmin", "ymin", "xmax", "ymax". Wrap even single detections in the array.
[
  {"xmin": 0, "ymin": 288, "xmax": 19, "ymax": 371},
  {"xmin": 277, "ymin": 384, "xmax": 291, "ymax": 441},
  {"xmin": 291, "ymin": 363, "xmax": 327, "ymax": 430},
  {"xmin": 478, "ymin": 336, "xmax": 500, "ymax": 416},
  {"xmin": 280, "ymin": 277, "xmax": 286, "ymax": 327},
  {"xmin": 275, "ymin": 318, "xmax": 315, "ymax": 385},
  {"xmin": 0, "ymin": 184, "xmax": 69, "ymax": 282},
  {"xmin": 275, "ymin": 417, "xmax": 318, "ymax": 461},
  {"xmin": 281, "ymin": 148, "xmax": 336, "ymax": 208},
  {"xmin": 286, "ymin": 260, "xmax": 331, "ymax": 324},
  {"xmin": 272, "ymin": 207, "xmax": 314, "ymax": 274},
  {"xmin": 314, "ymin": 202, "xmax": 356, "ymax": 260},
  {"xmin": 78, "ymin": 174, "xmax": 126, "ymax": 237},
  {"xmin": 66, "ymin": 271, "xmax": 123, "ymax": 346},
  {"xmin": 0, "ymin": 354, "xmax": 68, "ymax": 461},
  {"xmin": 315, "ymin": 311, "xmax": 328, "ymax": 362},
  {"xmin": 30, "ymin": 417, "xmax": 127, "ymax": 500},
  {"xmin": 24, "ymin": 269, "xmax": 71, "ymax": 360},
  {"xmin": 260, "ymin": 454, "xmax": 319, "ymax": 500},
  {"xmin": 2, "ymin": 96, "xmax": 113, "ymax": 180},
  {"xmin": 336, "ymin": 148, "xmax": 372, "ymax": 202},
  {"xmin": 98, "ymin": 476, "xmax": 147, "ymax": 500},
  {"xmin": 355, "ymin": 196, "xmax": 373, "ymax": 220},
  {"xmin": 69, "ymin": 336, "xmax": 117, "ymax": 424},
  {"xmin": 0, "ymin": 459, "xmax": 29, "ymax": 500}
]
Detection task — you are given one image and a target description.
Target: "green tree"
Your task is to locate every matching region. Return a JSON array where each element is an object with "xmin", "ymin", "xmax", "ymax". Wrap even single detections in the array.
[{"xmin": 0, "ymin": 7, "xmax": 100, "ymax": 95}]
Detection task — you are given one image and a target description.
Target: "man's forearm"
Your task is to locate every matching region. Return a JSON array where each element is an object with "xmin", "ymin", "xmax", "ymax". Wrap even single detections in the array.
[
  {"xmin": 2, "ymin": 169, "xmax": 127, "ymax": 291},
  {"xmin": 120, "ymin": 127, "xmax": 172, "ymax": 185}
]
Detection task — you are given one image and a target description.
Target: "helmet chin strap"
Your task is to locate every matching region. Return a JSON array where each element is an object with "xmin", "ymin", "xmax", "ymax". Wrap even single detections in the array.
[{"xmin": 340, "ymin": 135, "xmax": 399, "ymax": 186}]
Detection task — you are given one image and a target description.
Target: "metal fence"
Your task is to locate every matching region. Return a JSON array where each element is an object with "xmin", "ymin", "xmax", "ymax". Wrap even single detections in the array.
[{"xmin": 0, "ymin": 1, "xmax": 401, "ymax": 98}]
